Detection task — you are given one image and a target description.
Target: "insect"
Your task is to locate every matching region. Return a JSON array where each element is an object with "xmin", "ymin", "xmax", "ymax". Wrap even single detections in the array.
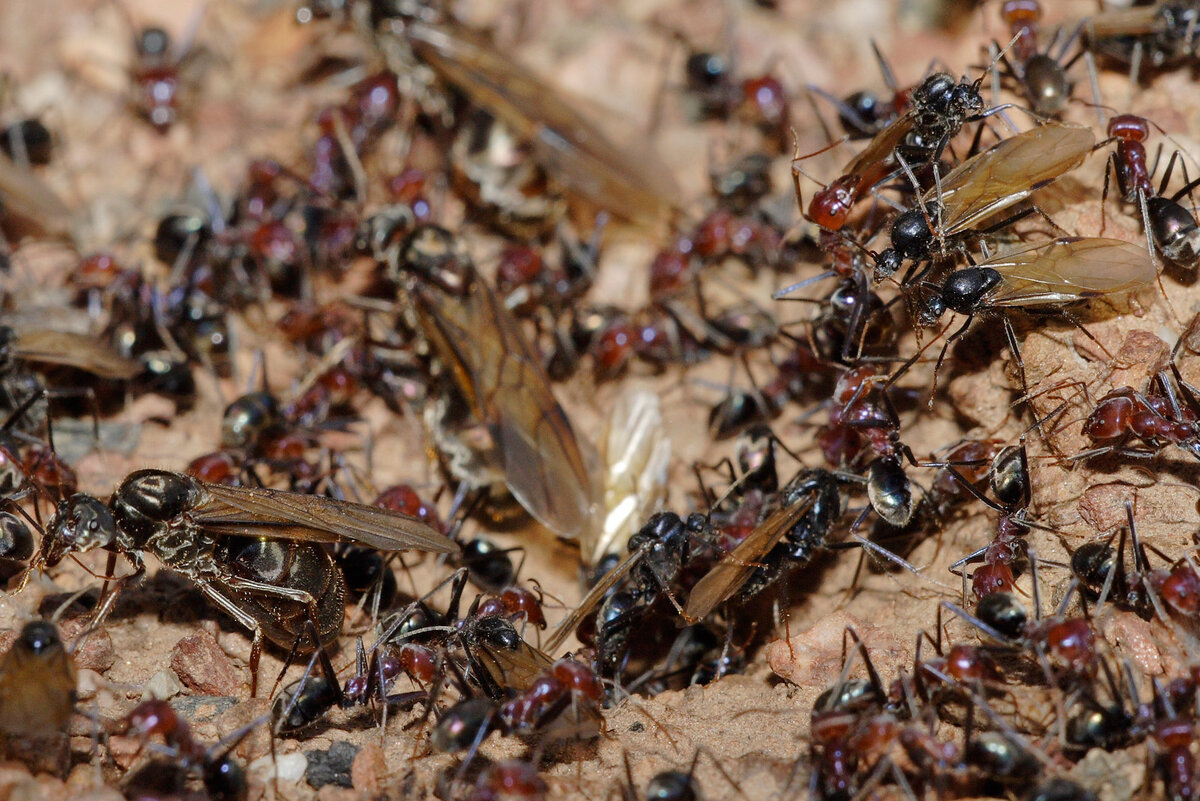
[
  {"xmin": 384, "ymin": 224, "xmax": 597, "ymax": 540},
  {"xmin": 1102, "ymin": 114, "xmax": 1200, "ymax": 270},
  {"xmin": 805, "ymin": 70, "xmax": 990, "ymax": 232},
  {"xmin": 31, "ymin": 469, "xmax": 457, "ymax": 695},
  {"xmin": 1071, "ymin": 503, "xmax": 1200, "ymax": 623},
  {"xmin": 684, "ymin": 468, "xmax": 848, "ymax": 621},
  {"xmin": 874, "ymin": 122, "xmax": 1097, "ymax": 278},
  {"xmin": 945, "ymin": 589, "xmax": 1098, "ymax": 684},
  {"xmin": 679, "ymin": 45, "xmax": 792, "ymax": 152},
  {"xmin": 123, "ymin": 698, "xmax": 259, "ymax": 801},
  {"xmin": 1085, "ymin": 1, "xmax": 1200, "ymax": 85},
  {"xmin": 430, "ymin": 656, "xmax": 604, "ymax": 756},
  {"xmin": 370, "ymin": 10, "xmax": 678, "ymax": 226},
  {"xmin": 543, "ymin": 511, "xmax": 706, "ymax": 669},
  {"xmin": 941, "ymin": 443, "xmax": 1033, "ymax": 599},
  {"xmin": 992, "ymin": 0, "xmax": 1081, "ymax": 118},
  {"xmin": 807, "ymin": 41, "xmax": 907, "ymax": 141},
  {"xmin": 914, "ymin": 237, "xmax": 1154, "ymax": 394},
  {"xmin": 270, "ymin": 633, "xmax": 427, "ymax": 736},
  {"xmin": 0, "ymin": 619, "xmax": 76, "ymax": 738}
]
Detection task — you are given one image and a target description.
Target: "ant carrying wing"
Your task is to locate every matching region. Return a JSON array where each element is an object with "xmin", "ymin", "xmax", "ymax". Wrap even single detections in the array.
[
  {"xmin": 542, "ymin": 541, "xmax": 650, "ymax": 656},
  {"xmin": 928, "ymin": 122, "xmax": 1095, "ymax": 237},
  {"xmin": 977, "ymin": 237, "xmax": 1154, "ymax": 307},
  {"xmin": 10, "ymin": 328, "xmax": 141, "ymax": 381},
  {"xmin": 189, "ymin": 477, "xmax": 459, "ymax": 553},
  {"xmin": 403, "ymin": 19, "xmax": 678, "ymax": 225},
  {"xmin": 412, "ymin": 272, "xmax": 596, "ymax": 541},
  {"xmin": 683, "ymin": 491, "xmax": 818, "ymax": 621}
]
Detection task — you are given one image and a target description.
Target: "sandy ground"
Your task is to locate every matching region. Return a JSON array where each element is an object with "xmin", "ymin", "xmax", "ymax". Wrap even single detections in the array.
[{"xmin": 1, "ymin": 0, "xmax": 1199, "ymax": 798}]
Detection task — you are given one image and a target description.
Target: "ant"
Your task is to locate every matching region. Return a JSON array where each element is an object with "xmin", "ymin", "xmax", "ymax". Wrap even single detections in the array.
[
  {"xmin": 991, "ymin": 0, "xmax": 1083, "ymax": 118},
  {"xmin": 1102, "ymin": 113, "xmax": 1200, "ymax": 271},
  {"xmin": 944, "ymin": 575, "xmax": 1099, "ymax": 687},
  {"xmin": 1071, "ymin": 501, "xmax": 1200, "ymax": 625},
  {"xmin": 1086, "ymin": 2, "xmax": 1200, "ymax": 86},
  {"xmin": 122, "ymin": 698, "xmax": 260, "ymax": 801},
  {"xmin": 429, "ymin": 656, "xmax": 605, "ymax": 764}
]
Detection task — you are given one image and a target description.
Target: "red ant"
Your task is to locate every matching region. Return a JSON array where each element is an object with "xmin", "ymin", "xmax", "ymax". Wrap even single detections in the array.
[
  {"xmin": 1102, "ymin": 113, "xmax": 1200, "ymax": 271},
  {"xmin": 123, "ymin": 698, "xmax": 261, "ymax": 800}
]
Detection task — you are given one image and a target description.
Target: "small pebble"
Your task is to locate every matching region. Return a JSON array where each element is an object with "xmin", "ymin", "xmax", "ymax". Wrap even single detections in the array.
[
  {"xmin": 170, "ymin": 630, "xmax": 242, "ymax": 696},
  {"xmin": 142, "ymin": 669, "xmax": 185, "ymax": 700},
  {"xmin": 306, "ymin": 740, "xmax": 358, "ymax": 789},
  {"xmin": 248, "ymin": 752, "xmax": 307, "ymax": 784}
]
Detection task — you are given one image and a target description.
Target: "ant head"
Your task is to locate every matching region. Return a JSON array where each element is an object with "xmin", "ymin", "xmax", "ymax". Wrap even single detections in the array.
[
  {"xmin": 42, "ymin": 493, "xmax": 118, "ymax": 567},
  {"xmin": 873, "ymin": 248, "xmax": 902, "ymax": 281}
]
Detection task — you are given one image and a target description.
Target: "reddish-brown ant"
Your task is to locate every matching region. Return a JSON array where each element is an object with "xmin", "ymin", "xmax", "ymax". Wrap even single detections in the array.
[
  {"xmin": 992, "ymin": 0, "xmax": 1082, "ymax": 118},
  {"xmin": 1102, "ymin": 113, "xmax": 1200, "ymax": 270}
]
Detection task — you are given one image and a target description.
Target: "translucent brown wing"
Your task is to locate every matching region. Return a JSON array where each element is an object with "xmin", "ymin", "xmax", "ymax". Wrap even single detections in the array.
[
  {"xmin": 543, "ymin": 543, "xmax": 650, "ymax": 655},
  {"xmin": 0, "ymin": 625, "xmax": 76, "ymax": 737},
  {"xmin": 14, "ymin": 329, "xmax": 141, "ymax": 380},
  {"xmin": 843, "ymin": 112, "xmax": 915, "ymax": 177},
  {"xmin": 932, "ymin": 124, "xmax": 1095, "ymax": 236},
  {"xmin": 413, "ymin": 277, "xmax": 595, "ymax": 540},
  {"xmin": 0, "ymin": 153, "xmax": 72, "ymax": 237},
  {"xmin": 469, "ymin": 633, "xmax": 554, "ymax": 697},
  {"xmin": 684, "ymin": 492, "xmax": 818, "ymax": 621},
  {"xmin": 192, "ymin": 481, "xmax": 459, "ymax": 553},
  {"xmin": 982, "ymin": 237, "xmax": 1154, "ymax": 307},
  {"xmin": 1086, "ymin": 5, "xmax": 1164, "ymax": 39},
  {"xmin": 404, "ymin": 19, "xmax": 677, "ymax": 225}
]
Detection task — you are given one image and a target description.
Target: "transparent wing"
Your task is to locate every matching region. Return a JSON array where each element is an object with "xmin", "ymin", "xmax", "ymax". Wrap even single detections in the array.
[
  {"xmin": 0, "ymin": 153, "xmax": 72, "ymax": 238},
  {"xmin": 543, "ymin": 544, "xmax": 648, "ymax": 655},
  {"xmin": 414, "ymin": 278, "xmax": 595, "ymax": 539},
  {"xmin": 15, "ymin": 329, "xmax": 140, "ymax": 380},
  {"xmin": 193, "ymin": 482, "xmax": 459, "ymax": 553},
  {"xmin": 933, "ymin": 124, "xmax": 1095, "ymax": 236},
  {"xmin": 983, "ymin": 237, "xmax": 1154, "ymax": 307},
  {"xmin": 405, "ymin": 19, "xmax": 678, "ymax": 225},
  {"xmin": 684, "ymin": 492, "xmax": 816, "ymax": 621}
]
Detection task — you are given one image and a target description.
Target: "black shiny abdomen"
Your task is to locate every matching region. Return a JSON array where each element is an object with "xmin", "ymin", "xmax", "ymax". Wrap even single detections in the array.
[{"xmin": 212, "ymin": 537, "xmax": 345, "ymax": 650}]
